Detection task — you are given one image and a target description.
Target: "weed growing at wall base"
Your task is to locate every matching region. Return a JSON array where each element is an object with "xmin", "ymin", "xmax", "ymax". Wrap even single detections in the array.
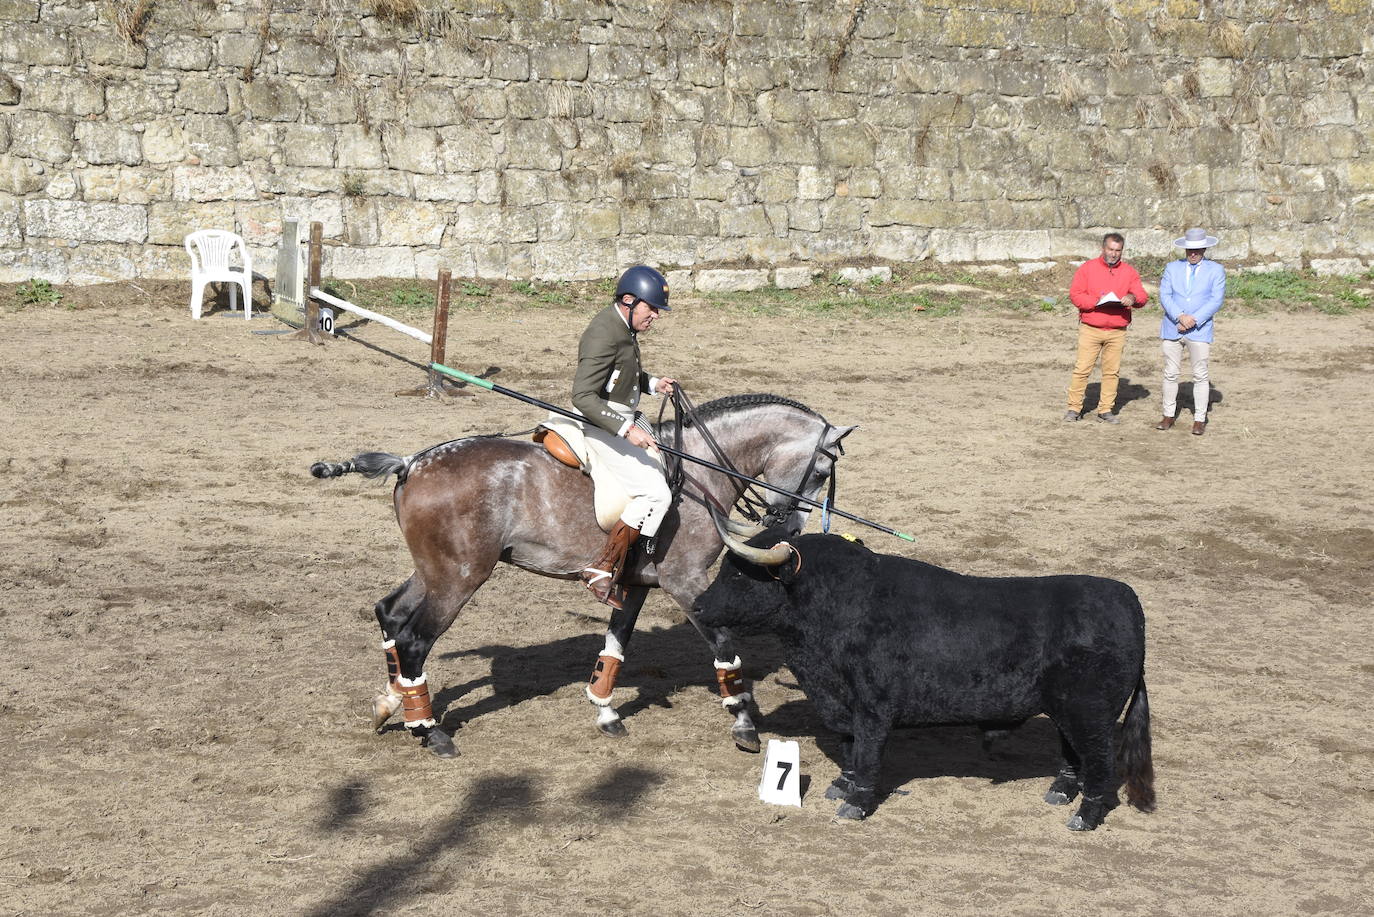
[{"xmin": 17, "ymin": 279, "xmax": 62, "ymax": 308}]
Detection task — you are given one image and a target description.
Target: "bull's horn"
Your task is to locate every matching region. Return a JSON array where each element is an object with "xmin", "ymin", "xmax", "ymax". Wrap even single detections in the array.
[
  {"xmin": 711, "ymin": 512, "xmax": 794, "ymax": 567},
  {"xmin": 723, "ymin": 517, "xmax": 767, "ymax": 538}
]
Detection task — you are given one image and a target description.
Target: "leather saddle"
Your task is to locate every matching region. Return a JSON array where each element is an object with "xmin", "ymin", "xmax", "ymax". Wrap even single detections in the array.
[{"xmin": 533, "ymin": 416, "xmax": 636, "ymax": 532}]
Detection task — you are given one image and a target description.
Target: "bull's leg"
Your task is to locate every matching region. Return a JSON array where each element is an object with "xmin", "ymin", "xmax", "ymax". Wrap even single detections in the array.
[
  {"xmin": 1044, "ymin": 728, "xmax": 1082, "ymax": 806},
  {"xmin": 834, "ymin": 720, "xmax": 890, "ymax": 820},
  {"xmin": 371, "ymin": 576, "xmax": 426, "ymax": 732},
  {"xmin": 585, "ymin": 586, "xmax": 648, "ymax": 738},
  {"xmin": 1055, "ymin": 711, "xmax": 1120, "ymax": 831},
  {"xmin": 824, "ymin": 736, "xmax": 861, "ymax": 802}
]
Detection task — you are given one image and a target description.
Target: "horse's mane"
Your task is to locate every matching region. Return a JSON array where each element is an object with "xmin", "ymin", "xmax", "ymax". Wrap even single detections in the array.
[{"xmin": 680, "ymin": 393, "xmax": 820, "ymax": 427}]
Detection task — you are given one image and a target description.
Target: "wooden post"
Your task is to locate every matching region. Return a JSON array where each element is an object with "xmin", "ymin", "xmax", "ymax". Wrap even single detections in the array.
[
  {"xmin": 288, "ymin": 221, "xmax": 326, "ymax": 344},
  {"xmin": 428, "ymin": 269, "xmax": 452, "ymax": 395}
]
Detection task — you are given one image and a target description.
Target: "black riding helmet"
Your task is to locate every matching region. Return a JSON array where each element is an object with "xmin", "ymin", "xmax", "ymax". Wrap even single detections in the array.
[{"xmin": 614, "ymin": 265, "xmax": 670, "ymax": 311}]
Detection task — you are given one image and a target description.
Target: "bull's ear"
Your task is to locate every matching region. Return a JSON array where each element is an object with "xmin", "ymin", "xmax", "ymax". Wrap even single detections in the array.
[{"xmin": 776, "ymin": 546, "xmax": 803, "ymax": 584}]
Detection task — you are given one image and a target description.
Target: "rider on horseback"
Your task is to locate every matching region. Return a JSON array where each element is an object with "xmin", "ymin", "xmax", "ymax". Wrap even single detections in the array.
[{"xmin": 572, "ymin": 265, "xmax": 677, "ymax": 610}]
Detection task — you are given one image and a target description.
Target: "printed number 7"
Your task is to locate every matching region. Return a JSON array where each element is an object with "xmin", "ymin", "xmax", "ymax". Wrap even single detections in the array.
[{"xmin": 775, "ymin": 760, "xmax": 793, "ymax": 791}]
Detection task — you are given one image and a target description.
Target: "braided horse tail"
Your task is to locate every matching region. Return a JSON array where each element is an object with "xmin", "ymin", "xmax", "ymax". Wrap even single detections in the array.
[{"xmin": 310, "ymin": 452, "xmax": 411, "ymax": 484}]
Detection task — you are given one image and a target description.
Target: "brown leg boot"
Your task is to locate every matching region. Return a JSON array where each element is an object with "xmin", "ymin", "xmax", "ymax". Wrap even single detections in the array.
[{"xmin": 580, "ymin": 519, "xmax": 639, "ymax": 610}]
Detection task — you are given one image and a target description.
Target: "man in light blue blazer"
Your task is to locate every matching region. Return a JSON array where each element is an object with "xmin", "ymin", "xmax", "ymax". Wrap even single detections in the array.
[{"xmin": 1156, "ymin": 227, "xmax": 1225, "ymax": 435}]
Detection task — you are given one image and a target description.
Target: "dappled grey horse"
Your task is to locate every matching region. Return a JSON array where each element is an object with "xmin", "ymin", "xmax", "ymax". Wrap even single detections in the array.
[{"xmin": 311, "ymin": 393, "xmax": 855, "ymax": 757}]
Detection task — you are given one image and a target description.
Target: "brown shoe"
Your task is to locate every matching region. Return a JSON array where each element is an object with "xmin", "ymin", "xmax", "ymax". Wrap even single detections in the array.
[
  {"xmin": 1192, "ymin": 420, "xmax": 1207, "ymax": 435},
  {"xmin": 581, "ymin": 519, "xmax": 639, "ymax": 609},
  {"xmin": 1155, "ymin": 416, "xmax": 1175, "ymax": 431}
]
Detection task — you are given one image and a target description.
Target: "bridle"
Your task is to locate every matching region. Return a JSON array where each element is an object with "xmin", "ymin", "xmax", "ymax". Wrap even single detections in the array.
[{"xmin": 658, "ymin": 387, "xmax": 841, "ymax": 531}]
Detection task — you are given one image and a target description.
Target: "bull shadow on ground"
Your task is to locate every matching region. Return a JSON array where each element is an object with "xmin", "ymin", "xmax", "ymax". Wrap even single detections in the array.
[
  {"xmin": 425, "ymin": 620, "xmax": 787, "ymax": 735},
  {"xmin": 762, "ymin": 695, "xmax": 1064, "ymax": 803}
]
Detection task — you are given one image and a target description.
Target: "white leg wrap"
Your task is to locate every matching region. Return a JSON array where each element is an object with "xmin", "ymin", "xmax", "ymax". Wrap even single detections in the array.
[
  {"xmin": 601, "ymin": 634, "xmax": 625, "ymax": 659},
  {"xmin": 595, "ymin": 705, "xmax": 621, "ymax": 727},
  {"xmin": 382, "ymin": 638, "xmax": 395, "ymax": 649},
  {"xmin": 723, "ymin": 691, "xmax": 753, "ymax": 711},
  {"xmin": 714, "ymin": 656, "xmax": 742, "ymax": 671},
  {"xmin": 585, "ymin": 684, "xmax": 614, "ymax": 707},
  {"xmin": 397, "ymin": 672, "xmax": 427, "ymax": 688}
]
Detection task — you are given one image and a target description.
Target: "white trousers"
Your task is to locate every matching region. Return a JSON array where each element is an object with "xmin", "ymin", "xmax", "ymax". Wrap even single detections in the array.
[
  {"xmin": 582, "ymin": 417, "xmax": 671, "ymax": 538},
  {"xmin": 1161, "ymin": 339, "xmax": 1211, "ymax": 421}
]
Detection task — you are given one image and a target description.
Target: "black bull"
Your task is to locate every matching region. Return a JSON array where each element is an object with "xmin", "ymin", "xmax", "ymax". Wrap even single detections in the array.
[{"xmin": 695, "ymin": 531, "xmax": 1156, "ymax": 830}]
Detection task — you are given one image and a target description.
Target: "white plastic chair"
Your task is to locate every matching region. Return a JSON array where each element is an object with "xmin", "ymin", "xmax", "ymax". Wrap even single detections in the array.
[{"xmin": 185, "ymin": 230, "xmax": 253, "ymax": 319}]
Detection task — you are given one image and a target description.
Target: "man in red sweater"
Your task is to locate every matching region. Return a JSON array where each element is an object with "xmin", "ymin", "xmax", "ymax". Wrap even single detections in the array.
[{"xmin": 1064, "ymin": 233, "xmax": 1149, "ymax": 423}]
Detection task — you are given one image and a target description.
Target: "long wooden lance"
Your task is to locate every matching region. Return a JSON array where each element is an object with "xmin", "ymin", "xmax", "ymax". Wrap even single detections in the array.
[{"xmin": 430, "ymin": 361, "xmax": 916, "ymax": 542}]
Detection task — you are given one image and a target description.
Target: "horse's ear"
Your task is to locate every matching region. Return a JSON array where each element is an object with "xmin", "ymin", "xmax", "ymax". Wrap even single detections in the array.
[{"xmin": 830, "ymin": 425, "xmax": 858, "ymax": 453}]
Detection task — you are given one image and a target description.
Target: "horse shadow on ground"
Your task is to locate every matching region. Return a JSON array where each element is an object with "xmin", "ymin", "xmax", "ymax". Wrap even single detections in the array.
[
  {"xmin": 427, "ymin": 619, "xmax": 788, "ymax": 736},
  {"xmin": 306, "ymin": 763, "xmax": 665, "ymax": 917},
  {"xmin": 761, "ymin": 694, "xmax": 1065, "ymax": 808}
]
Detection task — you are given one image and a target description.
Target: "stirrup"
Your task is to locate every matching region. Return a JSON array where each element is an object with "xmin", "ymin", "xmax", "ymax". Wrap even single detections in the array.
[{"xmin": 581, "ymin": 567, "xmax": 624, "ymax": 609}]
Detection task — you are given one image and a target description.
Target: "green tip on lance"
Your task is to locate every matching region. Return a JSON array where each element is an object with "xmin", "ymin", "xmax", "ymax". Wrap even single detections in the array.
[
  {"xmin": 894, "ymin": 531, "xmax": 916, "ymax": 542},
  {"xmin": 431, "ymin": 362, "xmax": 494, "ymax": 390}
]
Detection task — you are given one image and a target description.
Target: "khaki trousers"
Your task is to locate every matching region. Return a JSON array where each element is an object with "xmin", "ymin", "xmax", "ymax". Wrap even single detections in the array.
[
  {"xmin": 1161, "ymin": 338, "xmax": 1211, "ymax": 421},
  {"xmin": 1066, "ymin": 325, "xmax": 1127, "ymax": 415}
]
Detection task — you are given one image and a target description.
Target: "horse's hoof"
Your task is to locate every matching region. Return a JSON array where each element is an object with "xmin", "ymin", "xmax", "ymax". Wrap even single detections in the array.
[
  {"xmin": 1066, "ymin": 814, "xmax": 1096, "ymax": 831},
  {"xmin": 824, "ymin": 783, "xmax": 850, "ymax": 802},
  {"xmin": 372, "ymin": 693, "xmax": 401, "ymax": 733},
  {"xmin": 732, "ymin": 726, "xmax": 761, "ymax": 753},
  {"xmin": 835, "ymin": 802, "xmax": 867, "ymax": 820},
  {"xmin": 1044, "ymin": 790, "xmax": 1072, "ymax": 806},
  {"xmin": 597, "ymin": 718, "xmax": 629, "ymax": 739},
  {"xmin": 424, "ymin": 729, "xmax": 459, "ymax": 759}
]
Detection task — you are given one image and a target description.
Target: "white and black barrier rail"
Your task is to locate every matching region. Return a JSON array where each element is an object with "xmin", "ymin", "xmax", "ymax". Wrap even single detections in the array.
[{"xmin": 275, "ymin": 220, "xmax": 454, "ymax": 396}]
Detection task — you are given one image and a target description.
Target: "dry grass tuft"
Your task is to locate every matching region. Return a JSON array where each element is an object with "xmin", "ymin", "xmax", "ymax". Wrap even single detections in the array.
[
  {"xmin": 827, "ymin": 0, "xmax": 866, "ymax": 79},
  {"xmin": 1056, "ymin": 69, "xmax": 1086, "ymax": 110},
  {"xmin": 370, "ymin": 0, "xmax": 421, "ymax": 24},
  {"xmin": 1182, "ymin": 70, "xmax": 1201, "ymax": 99},
  {"xmin": 1214, "ymin": 20, "xmax": 1248, "ymax": 58},
  {"xmin": 1147, "ymin": 161, "xmax": 1176, "ymax": 192},
  {"xmin": 112, "ymin": 0, "xmax": 156, "ymax": 46}
]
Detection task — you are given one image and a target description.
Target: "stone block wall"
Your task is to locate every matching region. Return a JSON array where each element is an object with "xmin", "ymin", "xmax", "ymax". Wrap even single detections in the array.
[{"xmin": 1, "ymin": 0, "xmax": 1370, "ymax": 285}]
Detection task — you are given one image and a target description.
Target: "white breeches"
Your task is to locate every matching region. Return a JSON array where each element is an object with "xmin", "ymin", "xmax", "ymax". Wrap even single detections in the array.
[
  {"xmin": 582, "ymin": 420, "xmax": 671, "ymax": 538},
  {"xmin": 1161, "ymin": 338, "xmax": 1211, "ymax": 421}
]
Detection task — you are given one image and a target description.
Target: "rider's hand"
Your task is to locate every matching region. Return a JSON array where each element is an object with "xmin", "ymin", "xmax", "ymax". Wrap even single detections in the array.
[
  {"xmin": 626, "ymin": 425, "xmax": 657, "ymax": 450},
  {"xmin": 655, "ymin": 377, "xmax": 677, "ymax": 395}
]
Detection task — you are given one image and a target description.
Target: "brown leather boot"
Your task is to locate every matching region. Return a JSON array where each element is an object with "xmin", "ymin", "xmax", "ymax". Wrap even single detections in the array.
[{"xmin": 581, "ymin": 520, "xmax": 639, "ymax": 609}]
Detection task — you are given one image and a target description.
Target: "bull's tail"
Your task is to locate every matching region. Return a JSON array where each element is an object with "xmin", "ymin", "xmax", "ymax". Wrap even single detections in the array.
[
  {"xmin": 310, "ymin": 452, "xmax": 411, "ymax": 484},
  {"xmin": 1118, "ymin": 674, "xmax": 1156, "ymax": 812}
]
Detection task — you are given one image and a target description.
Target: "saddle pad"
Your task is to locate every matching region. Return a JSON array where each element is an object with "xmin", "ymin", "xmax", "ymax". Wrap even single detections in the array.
[{"xmin": 538, "ymin": 415, "xmax": 632, "ymax": 532}]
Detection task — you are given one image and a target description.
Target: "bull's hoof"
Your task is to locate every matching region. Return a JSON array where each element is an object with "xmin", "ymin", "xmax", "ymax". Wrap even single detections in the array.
[
  {"xmin": 825, "ymin": 773, "xmax": 858, "ymax": 801},
  {"xmin": 835, "ymin": 802, "xmax": 867, "ymax": 820},
  {"xmin": 1066, "ymin": 814, "xmax": 1097, "ymax": 831},
  {"xmin": 424, "ymin": 728, "xmax": 459, "ymax": 759},
  {"xmin": 597, "ymin": 718, "xmax": 629, "ymax": 739},
  {"xmin": 1044, "ymin": 790, "xmax": 1072, "ymax": 806},
  {"xmin": 732, "ymin": 725, "xmax": 761, "ymax": 753}
]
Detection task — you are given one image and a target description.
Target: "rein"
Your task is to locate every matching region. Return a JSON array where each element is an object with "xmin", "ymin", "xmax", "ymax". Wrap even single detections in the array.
[{"xmin": 658, "ymin": 386, "xmax": 840, "ymax": 529}]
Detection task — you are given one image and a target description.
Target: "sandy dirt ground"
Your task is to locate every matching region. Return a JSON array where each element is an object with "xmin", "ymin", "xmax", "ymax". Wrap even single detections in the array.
[{"xmin": 2, "ymin": 279, "xmax": 1372, "ymax": 917}]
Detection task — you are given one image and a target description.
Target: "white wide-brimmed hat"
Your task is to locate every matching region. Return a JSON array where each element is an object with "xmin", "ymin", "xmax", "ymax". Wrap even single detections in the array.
[{"xmin": 1175, "ymin": 227, "xmax": 1219, "ymax": 249}]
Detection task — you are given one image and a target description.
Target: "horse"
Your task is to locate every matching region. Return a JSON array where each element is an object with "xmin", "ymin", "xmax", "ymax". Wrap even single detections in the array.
[{"xmin": 310, "ymin": 393, "xmax": 855, "ymax": 758}]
